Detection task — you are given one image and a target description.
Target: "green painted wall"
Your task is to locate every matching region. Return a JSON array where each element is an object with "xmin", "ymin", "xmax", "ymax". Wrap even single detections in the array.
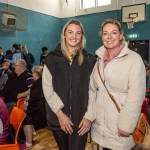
[
  {"xmin": 0, "ymin": 3, "xmax": 150, "ymax": 88},
  {"xmin": 0, "ymin": 3, "xmax": 61, "ymax": 65}
]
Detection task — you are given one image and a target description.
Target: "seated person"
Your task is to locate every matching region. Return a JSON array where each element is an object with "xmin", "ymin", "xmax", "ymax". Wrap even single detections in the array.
[
  {"xmin": 0, "ymin": 60, "xmax": 12, "ymax": 90},
  {"xmin": 0, "ymin": 98, "xmax": 9, "ymax": 144},
  {"xmin": 0, "ymin": 71, "xmax": 8, "ymax": 90},
  {"xmin": 0, "ymin": 59, "xmax": 34, "ymax": 103},
  {"xmin": 0, "ymin": 47, "xmax": 4, "ymax": 65},
  {"xmin": 23, "ymin": 66, "xmax": 47, "ymax": 148},
  {"xmin": 0, "ymin": 59, "xmax": 13, "ymax": 77}
]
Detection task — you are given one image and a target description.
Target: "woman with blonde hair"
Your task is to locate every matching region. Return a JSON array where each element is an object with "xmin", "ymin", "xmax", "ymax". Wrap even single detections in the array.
[
  {"xmin": 42, "ymin": 19, "xmax": 96, "ymax": 150},
  {"xmin": 84, "ymin": 19, "xmax": 146, "ymax": 150},
  {"xmin": 23, "ymin": 65, "xmax": 47, "ymax": 149}
]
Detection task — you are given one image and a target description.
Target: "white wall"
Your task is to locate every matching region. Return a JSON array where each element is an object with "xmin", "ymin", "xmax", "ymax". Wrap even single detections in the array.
[
  {"xmin": 0, "ymin": 0, "xmax": 150, "ymax": 18},
  {"xmin": 61, "ymin": 0, "xmax": 150, "ymax": 18},
  {"xmin": 0, "ymin": 0, "xmax": 61, "ymax": 17}
]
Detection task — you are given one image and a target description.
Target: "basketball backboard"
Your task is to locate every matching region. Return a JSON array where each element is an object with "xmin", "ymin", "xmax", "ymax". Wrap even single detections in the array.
[{"xmin": 121, "ymin": 3, "xmax": 146, "ymax": 23}]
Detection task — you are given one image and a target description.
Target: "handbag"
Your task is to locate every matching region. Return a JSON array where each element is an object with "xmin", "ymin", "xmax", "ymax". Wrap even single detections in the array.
[
  {"xmin": 97, "ymin": 62, "xmax": 149, "ymax": 144},
  {"xmin": 132, "ymin": 113, "xmax": 148, "ymax": 144}
]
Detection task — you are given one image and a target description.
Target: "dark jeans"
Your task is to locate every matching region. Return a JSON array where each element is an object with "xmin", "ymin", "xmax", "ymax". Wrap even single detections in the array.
[
  {"xmin": 103, "ymin": 148, "xmax": 111, "ymax": 150},
  {"xmin": 52, "ymin": 130, "xmax": 88, "ymax": 150}
]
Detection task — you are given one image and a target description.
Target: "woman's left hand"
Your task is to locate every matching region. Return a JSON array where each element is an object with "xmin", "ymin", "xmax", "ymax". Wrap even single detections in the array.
[
  {"xmin": 118, "ymin": 128, "xmax": 131, "ymax": 137},
  {"xmin": 78, "ymin": 118, "xmax": 91, "ymax": 136}
]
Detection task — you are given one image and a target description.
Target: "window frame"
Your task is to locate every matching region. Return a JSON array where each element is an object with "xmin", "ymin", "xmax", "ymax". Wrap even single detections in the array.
[
  {"xmin": 75, "ymin": 0, "xmax": 114, "ymax": 17},
  {"xmin": 80, "ymin": 0, "xmax": 111, "ymax": 9}
]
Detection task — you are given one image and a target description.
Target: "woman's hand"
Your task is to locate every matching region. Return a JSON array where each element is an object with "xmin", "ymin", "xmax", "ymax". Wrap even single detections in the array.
[
  {"xmin": 17, "ymin": 93, "xmax": 23, "ymax": 99},
  {"xmin": 56, "ymin": 109, "xmax": 73, "ymax": 134},
  {"xmin": 78, "ymin": 118, "xmax": 91, "ymax": 136},
  {"xmin": 118, "ymin": 128, "xmax": 131, "ymax": 137}
]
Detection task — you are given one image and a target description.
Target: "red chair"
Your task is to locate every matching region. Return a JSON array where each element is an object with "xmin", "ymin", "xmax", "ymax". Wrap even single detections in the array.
[
  {"xmin": 141, "ymin": 98, "xmax": 149, "ymax": 119},
  {"xmin": 0, "ymin": 107, "xmax": 26, "ymax": 150}
]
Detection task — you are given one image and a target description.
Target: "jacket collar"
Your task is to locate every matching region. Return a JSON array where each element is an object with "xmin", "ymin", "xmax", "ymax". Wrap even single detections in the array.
[{"xmin": 95, "ymin": 41, "xmax": 129, "ymax": 59}]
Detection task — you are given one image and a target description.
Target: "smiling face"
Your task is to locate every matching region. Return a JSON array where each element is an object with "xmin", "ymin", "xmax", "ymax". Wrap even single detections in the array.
[
  {"xmin": 101, "ymin": 23, "xmax": 123, "ymax": 51},
  {"xmin": 64, "ymin": 24, "xmax": 82, "ymax": 53}
]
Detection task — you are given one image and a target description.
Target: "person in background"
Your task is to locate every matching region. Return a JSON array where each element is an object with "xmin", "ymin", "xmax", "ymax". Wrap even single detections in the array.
[
  {"xmin": 5, "ymin": 50, "xmax": 13, "ymax": 61},
  {"xmin": 18, "ymin": 44, "xmax": 23, "ymax": 53},
  {"xmin": 0, "ymin": 98, "xmax": 9, "ymax": 144},
  {"xmin": 0, "ymin": 59, "xmax": 12, "ymax": 77},
  {"xmin": 5, "ymin": 50, "xmax": 13, "ymax": 70},
  {"xmin": 84, "ymin": 19, "xmax": 146, "ymax": 150},
  {"xmin": 40, "ymin": 47, "xmax": 48, "ymax": 66},
  {"xmin": 23, "ymin": 66, "xmax": 47, "ymax": 149},
  {"xmin": 0, "ymin": 47, "xmax": 4, "ymax": 65},
  {"xmin": 0, "ymin": 59, "xmax": 34, "ymax": 103},
  {"xmin": 0, "ymin": 60, "xmax": 13, "ymax": 90},
  {"xmin": 12, "ymin": 44, "xmax": 24, "ymax": 65},
  {"xmin": 42, "ymin": 19, "xmax": 96, "ymax": 150},
  {"xmin": 0, "ymin": 70, "xmax": 7, "ymax": 90},
  {"xmin": 22, "ymin": 46, "xmax": 35, "ymax": 72}
]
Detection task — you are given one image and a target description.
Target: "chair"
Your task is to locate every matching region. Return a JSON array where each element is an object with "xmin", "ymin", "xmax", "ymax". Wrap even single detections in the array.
[
  {"xmin": 0, "ymin": 106, "xmax": 26, "ymax": 150},
  {"xmin": 141, "ymin": 98, "xmax": 149, "ymax": 119},
  {"xmin": 16, "ymin": 98, "xmax": 25, "ymax": 111}
]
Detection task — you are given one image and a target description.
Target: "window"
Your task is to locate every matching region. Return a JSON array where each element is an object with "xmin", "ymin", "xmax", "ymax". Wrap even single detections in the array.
[
  {"xmin": 81, "ymin": 0, "xmax": 95, "ymax": 9},
  {"xmin": 98, "ymin": 0, "xmax": 111, "ymax": 6},
  {"xmin": 80, "ymin": 0, "xmax": 111, "ymax": 9}
]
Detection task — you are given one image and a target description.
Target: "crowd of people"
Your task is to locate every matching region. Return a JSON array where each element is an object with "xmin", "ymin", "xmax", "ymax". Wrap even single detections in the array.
[
  {"xmin": 0, "ymin": 45, "xmax": 48, "ymax": 148},
  {"xmin": 0, "ymin": 19, "xmax": 147, "ymax": 150}
]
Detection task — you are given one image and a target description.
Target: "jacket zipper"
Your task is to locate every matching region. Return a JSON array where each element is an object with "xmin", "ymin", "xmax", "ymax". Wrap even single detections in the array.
[{"xmin": 69, "ymin": 61, "xmax": 72, "ymax": 119}]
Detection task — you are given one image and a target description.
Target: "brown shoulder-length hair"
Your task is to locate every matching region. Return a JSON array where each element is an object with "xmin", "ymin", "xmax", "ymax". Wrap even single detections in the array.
[
  {"xmin": 61, "ymin": 19, "xmax": 86, "ymax": 65},
  {"xmin": 99, "ymin": 19, "xmax": 125, "ymax": 44}
]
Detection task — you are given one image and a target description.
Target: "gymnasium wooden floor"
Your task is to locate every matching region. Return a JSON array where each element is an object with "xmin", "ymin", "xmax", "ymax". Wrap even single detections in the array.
[
  {"xmin": 25, "ymin": 128, "xmax": 150, "ymax": 150},
  {"xmin": 28, "ymin": 128, "xmax": 98, "ymax": 150}
]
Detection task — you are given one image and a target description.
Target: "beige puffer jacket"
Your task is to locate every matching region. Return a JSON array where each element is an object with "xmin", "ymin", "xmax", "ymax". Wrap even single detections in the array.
[{"xmin": 84, "ymin": 42, "xmax": 146, "ymax": 150}]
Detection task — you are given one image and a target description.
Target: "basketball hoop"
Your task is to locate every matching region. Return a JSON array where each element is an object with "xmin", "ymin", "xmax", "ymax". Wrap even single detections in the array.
[
  {"xmin": 127, "ymin": 21, "xmax": 134, "ymax": 29},
  {"xmin": 125, "ymin": 17, "xmax": 137, "ymax": 29}
]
